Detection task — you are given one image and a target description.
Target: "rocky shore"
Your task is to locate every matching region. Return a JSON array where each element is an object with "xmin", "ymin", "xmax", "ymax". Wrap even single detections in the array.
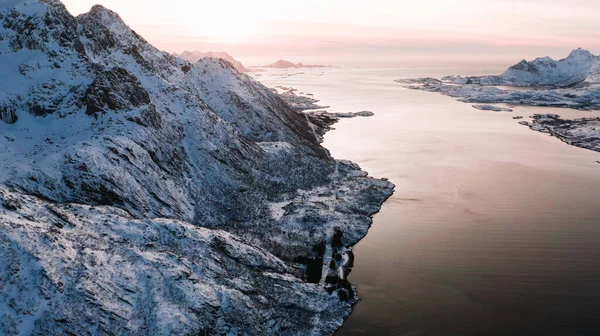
[
  {"xmin": 273, "ymin": 86, "xmax": 376, "ymax": 123},
  {"xmin": 519, "ymin": 114, "xmax": 600, "ymax": 153}
]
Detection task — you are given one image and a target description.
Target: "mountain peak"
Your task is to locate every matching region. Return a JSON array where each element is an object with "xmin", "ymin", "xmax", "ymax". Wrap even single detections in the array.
[
  {"xmin": 82, "ymin": 4, "xmax": 129, "ymax": 30},
  {"xmin": 568, "ymin": 48, "xmax": 594, "ymax": 58},
  {"xmin": 500, "ymin": 48, "xmax": 600, "ymax": 87}
]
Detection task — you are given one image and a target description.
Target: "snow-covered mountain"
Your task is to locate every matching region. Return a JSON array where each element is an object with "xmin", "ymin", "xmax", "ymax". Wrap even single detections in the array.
[
  {"xmin": 177, "ymin": 50, "xmax": 249, "ymax": 73},
  {"xmin": 447, "ymin": 48, "xmax": 600, "ymax": 88},
  {"xmin": 0, "ymin": 1, "xmax": 394, "ymax": 334},
  {"xmin": 500, "ymin": 48, "xmax": 600, "ymax": 87},
  {"xmin": 397, "ymin": 49, "xmax": 600, "ymax": 110}
]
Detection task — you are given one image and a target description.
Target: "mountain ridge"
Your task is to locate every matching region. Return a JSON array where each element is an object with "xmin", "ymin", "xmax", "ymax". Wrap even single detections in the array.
[
  {"xmin": 446, "ymin": 48, "xmax": 600, "ymax": 87},
  {"xmin": 0, "ymin": 1, "xmax": 394, "ymax": 334}
]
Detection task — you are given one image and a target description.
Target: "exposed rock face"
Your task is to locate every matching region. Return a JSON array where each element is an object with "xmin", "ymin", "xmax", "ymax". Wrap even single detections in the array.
[
  {"xmin": 83, "ymin": 67, "xmax": 151, "ymax": 116},
  {"xmin": 0, "ymin": 1, "xmax": 394, "ymax": 335},
  {"xmin": 0, "ymin": 105, "xmax": 18, "ymax": 124}
]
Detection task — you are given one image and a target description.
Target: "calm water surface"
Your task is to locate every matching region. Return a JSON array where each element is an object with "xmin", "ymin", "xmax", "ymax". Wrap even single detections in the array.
[{"xmin": 256, "ymin": 67, "xmax": 600, "ymax": 336}]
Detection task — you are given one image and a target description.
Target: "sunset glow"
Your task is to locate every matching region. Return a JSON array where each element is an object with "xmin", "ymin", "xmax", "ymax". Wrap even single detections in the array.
[{"xmin": 61, "ymin": 0, "xmax": 600, "ymax": 66}]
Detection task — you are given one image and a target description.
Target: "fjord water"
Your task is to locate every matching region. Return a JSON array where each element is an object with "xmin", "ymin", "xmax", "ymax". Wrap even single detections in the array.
[{"xmin": 255, "ymin": 67, "xmax": 600, "ymax": 335}]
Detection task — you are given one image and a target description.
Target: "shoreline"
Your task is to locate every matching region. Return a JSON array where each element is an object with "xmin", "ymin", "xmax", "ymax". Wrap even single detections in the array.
[
  {"xmin": 519, "ymin": 114, "xmax": 600, "ymax": 153},
  {"xmin": 256, "ymin": 77, "xmax": 396, "ymax": 330},
  {"xmin": 267, "ymin": 82, "xmax": 396, "ymax": 331},
  {"xmin": 396, "ymin": 78, "xmax": 600, "ymax": 155},
  {"xmin": 253, "ymin": 66, "xmax": 600, "ymax": 336}
]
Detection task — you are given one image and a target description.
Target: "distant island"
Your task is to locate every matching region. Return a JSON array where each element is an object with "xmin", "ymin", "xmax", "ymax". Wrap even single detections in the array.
[
  {"xmin": 396, "ymin": 48, "xmax": 600, "ymax": 154},
  {"xmin": 264, "ymin": 59, "xmax": 333, "ymax": 69},
  {"xmin": 396, "ymin": 48, "xmax": 600, "ymax": 110},
  {"xmin": 177, "ymin": 51, "xmax": 249, "ymax": 73}
]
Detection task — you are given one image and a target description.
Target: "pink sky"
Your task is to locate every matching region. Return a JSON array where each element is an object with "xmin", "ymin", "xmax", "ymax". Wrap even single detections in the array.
[{"xmin": 61, "ymin": 0, "xmax": 600, "ymax": 67}]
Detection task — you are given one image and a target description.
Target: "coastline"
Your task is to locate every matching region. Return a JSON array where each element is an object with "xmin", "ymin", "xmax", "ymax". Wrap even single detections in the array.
[
  {"xmin": 262, "ymin": 81, "xmax": 396, "ymax": 330},
  {"xmin": 396, "ymin": 77, "xmax": 600, "ymax": 155},
  {"xmin": 519, "ymin": 114, "xmax": 600, "ymax": 153},
  {"xmin": 282, "ymin": 67, "xmax": 600, "ymax": 336}
]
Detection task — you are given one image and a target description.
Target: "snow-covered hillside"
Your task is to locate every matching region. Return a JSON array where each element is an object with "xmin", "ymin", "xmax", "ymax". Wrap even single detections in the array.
[
  {"xmin": 0, "ymin": 1, "xmax": 394, "ymax": 334},
  {"xmin": 178, "ymin": 51, "xmax": 249, "ymax": 73}
]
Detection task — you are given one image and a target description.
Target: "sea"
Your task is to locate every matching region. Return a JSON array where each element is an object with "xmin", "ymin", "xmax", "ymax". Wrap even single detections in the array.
[{"xmin": 254, "ymin": 66, "xmax": 600, "ymax": 336}]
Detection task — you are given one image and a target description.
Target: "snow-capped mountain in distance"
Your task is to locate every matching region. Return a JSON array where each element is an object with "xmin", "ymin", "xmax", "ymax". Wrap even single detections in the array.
[
  {"xmin": 448, "ymin": 48, "xmax": 600, "ymax": 87},
  {"xmin": 177, "ymin": 50, "xmax": 249, "ymax": 72},
  {"xmin": 397, "ymin": 48, "xmax": 600, "ymax": 110},
  {"xmin": 0, "ymin": 0, "xmax": 394, "ymax": 335},
  {"xmin": 501, "ymin": 48, "xmax": 600, "ymax": 87},
  {"xmin": 264, "ymin": 59, "xmax": 332, "ymax": 69}
]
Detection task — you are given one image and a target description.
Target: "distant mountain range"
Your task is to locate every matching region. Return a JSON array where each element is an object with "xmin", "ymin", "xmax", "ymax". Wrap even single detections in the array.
[
  {"xmin": 177, "ymin": 50, "xmax": 249, "ymax": 72},
  {"xmin": 398, "ymin": 48, "xmax": 600, "ymax": 110},
  {"xmin": 448, "ymin": 48, "xmax": 600, "ymax": 88},
  {"xmin": 264, "ymin": 59, "xmax": 332, "ymax": 69}
]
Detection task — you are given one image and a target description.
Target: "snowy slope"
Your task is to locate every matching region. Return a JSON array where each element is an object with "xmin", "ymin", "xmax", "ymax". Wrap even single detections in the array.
[
  {"xmin": 0, "ymin": 187, "xmax": 354, "ymax": 335},
  {"xmin": 0, "ymin": 1, "xmax": 395, "ymax": 335},
  {"xmin": 500, "ymin": 48, "xmax": 600, "ymax": 87}
]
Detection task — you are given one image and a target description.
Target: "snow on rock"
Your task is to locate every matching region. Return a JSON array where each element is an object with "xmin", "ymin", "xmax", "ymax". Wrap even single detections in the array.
[
  {"xmin": 258, "ymin": 141, "xmax": 294, "ymax": 154},
  {"xmin": 500, "ymin": 48, "xmax": 600, "ymax": 87},
  {"xmin": 327, "ymin": 111, "xmax": 375, "ymax": 118},
  {"xmin": 0, "ymin": 187, "xmax": 355, "ymax": 335},
  {"xmin": 519, "ymin": 114, "xmax": 600, "ymax": 153},
  {"xmin": 0, "ymin": 1, "xmax": 395, "ymax": 335}
]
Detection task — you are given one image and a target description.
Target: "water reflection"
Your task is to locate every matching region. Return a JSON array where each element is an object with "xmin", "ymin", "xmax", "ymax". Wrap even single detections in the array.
[{"xmin": 256, "ymin": 67, "xmax": 600, "ymax": 336}]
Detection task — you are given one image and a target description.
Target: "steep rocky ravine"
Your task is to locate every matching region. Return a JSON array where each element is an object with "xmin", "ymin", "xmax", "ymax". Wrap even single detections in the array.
[{"xmin": 0, "ymin": 1, "xmax": 394, "ymax": 335}]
